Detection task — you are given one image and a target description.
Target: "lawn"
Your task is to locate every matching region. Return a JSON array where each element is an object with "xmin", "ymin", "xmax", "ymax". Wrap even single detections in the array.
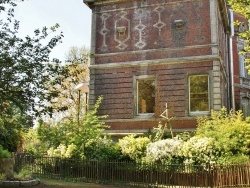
[{"xmin": 35, "ymin": 178, "xmax": 118, "ymax": 188}]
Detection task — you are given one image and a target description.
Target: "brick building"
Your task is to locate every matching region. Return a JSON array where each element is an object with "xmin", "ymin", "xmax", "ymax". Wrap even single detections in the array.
[{"xmin": 83, "ymin": 0, "xmax": 250, "ymax": 137}]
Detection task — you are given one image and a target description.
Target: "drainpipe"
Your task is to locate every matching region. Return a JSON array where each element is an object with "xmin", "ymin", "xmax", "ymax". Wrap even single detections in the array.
[{"xmin": 229, "ymin": 9, "xmax": 235, "ymax": 112}]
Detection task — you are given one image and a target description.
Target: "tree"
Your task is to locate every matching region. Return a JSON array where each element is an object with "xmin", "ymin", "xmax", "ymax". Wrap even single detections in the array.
[
  {"xmin": 41, "ymin": 46, "xmax": 89, "ymax": 122},
  {"xmin": 30, "ymin": 97, "xmax": 113, "ymax": 159},
  {"xmin": 228, "ymin": 0, "xmax": 250, "ymax": 71},
  {"xmin": 65, "ymin": 46, "xmax": 90, "ymax": 65},
  {"xmin": 0, "ymin": 0, "xmax": 64, "ymax": 151},
  {"xmin": 0, "ymin": 0, "xmax": 64, "ymax": 116},
  {"xmin": 228, "ymin": 0, "xmax": 250, "ymax": 19}
]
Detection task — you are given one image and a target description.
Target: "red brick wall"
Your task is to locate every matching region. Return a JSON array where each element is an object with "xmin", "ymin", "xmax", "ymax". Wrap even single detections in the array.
[
  {"xmin": 89, "ymin": 0, "xmax": 228, "ymax": 132},
  {"xmin": 94, "ymin": 0, "xmax": 211, "ymax": 60},
  {"xmin": 96, "ymin": 61, "xmax": 213, "ymax": 119},
  {"xmin": 106, "ymin": 118, "xmax": 197, "ymax": 131}
]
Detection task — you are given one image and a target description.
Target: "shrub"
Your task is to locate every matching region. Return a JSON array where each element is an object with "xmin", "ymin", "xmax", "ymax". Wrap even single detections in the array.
[
  {"xmin": 145, "ymin": 138, "xmax": 183, "ymax": 165},
  {"xmin": 14, "ymin": 167, "xmax": 33, "ymax": 181},
  {"xmin": 217, "ymin": 154, "xmax": 249, "ymax": 165},
  {"xmin": 84, "ymin": 137, "xmax": 121, "ymax": 160},
  {"xmin": 180, "ymin": 136, "xmax": 217, "ymax": 166},
  {"xmin": 47, "ymin": 143, "xmax": 77, "ymax": 158},
  {"xmin": 0, "ymin": 173, "xmax": 6, "ymax": 181},
  {"xmin": 0, "ymin": 145, "xmax": 11, "ymax": 159},
  {"xmin": 33, "ymin": 96, "xmax": 109, "ymax": 158},
  {"xmin": 118, "ymin": 135, "xmax": 150, "ymax": 162},
  {"xmin": 196, "ymin": 107, "xmax": 250, "ymax": 161}
]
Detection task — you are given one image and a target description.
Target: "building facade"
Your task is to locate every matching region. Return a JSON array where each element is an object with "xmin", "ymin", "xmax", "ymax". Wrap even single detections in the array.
[{"xmin": 83, "ymin": 0, "xmax": 249, "ymax": 137}]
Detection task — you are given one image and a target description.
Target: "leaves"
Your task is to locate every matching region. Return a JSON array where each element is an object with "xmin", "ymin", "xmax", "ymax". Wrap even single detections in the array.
[
  {"xmin": 0, "ymin": 2, "xmax": 64, "ymax": 116},
  {"xmin": 196, "ymin": 107, "xmax": 250, "ymax": 160},
  {"xmin": 228, "ymin": 0, "xmax": 250, "ymax": 73}
]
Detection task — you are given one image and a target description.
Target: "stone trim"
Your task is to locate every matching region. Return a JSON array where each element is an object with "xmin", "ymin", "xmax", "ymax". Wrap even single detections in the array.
[
  {"xmin": 90, "ymin": 55, "xmax": 221, "ymax": 69},
  {"xmin": 94, "ymin": 44, "xmax": 218, "ymax": 57}
]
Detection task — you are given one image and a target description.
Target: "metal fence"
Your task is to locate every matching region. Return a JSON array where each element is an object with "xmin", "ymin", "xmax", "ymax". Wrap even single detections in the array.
[{"xmin": 14, "ymin": 154, "xmax": 250, "ymax": 188}]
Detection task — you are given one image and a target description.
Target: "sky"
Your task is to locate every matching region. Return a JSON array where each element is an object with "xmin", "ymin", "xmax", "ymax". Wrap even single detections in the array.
[{"xmin": 13, "ymin": 0, "xmax": 92, "ymax": 62}]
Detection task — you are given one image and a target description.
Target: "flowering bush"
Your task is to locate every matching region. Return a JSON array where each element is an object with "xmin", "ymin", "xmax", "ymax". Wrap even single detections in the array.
[
  {"xmin": 47, "ymin": 143, "xmax": 76, "ymax": 158},
  {"xmin": 196, "ymin": 107, "xmax": 250, "ymax": 164},
  {"xmin": 180, "ymin": 136, "xmax": 217, "ymax": 166},
  {"xmin": 145, "ymin": 138, "xmax": 183, "ymax": 164},
  {"xmin": 118, "ymin": 135, "xmax": 150, "ymax": 162}
]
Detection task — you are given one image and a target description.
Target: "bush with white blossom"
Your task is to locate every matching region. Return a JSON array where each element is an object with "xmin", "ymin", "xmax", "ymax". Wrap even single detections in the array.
[
  {"xmin": 180, "ymin": 136, "xmax": 217, "ymax": 166},
  {"xmin": 145, "ymin": 138, "xmax": 183, "ymax": 164}
]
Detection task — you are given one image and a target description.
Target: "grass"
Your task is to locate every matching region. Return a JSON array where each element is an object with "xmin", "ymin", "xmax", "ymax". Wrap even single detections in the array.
[{"xmin": 39, "ymin": 177, "xmax": 116, "ymax": 187}]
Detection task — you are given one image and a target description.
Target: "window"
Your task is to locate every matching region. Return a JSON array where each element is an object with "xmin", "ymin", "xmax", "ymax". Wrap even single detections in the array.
[
  {"xmin": 189, "ymin": 75, "xmax": 209, "ymax": 114},
  {"xmin": 239, "ymin": 55, "xmax": 246, "ymax": 77},
  {"xmin": 242, "ymin": 97, "xmax": 250, "ymax": 117},
  {"xmin": 239, "ymin": 55, "xmax": 250, "ymax": 78},
  {"xmin": 136, "ymin": 78, "xmax": 155, "ymax": 115}
]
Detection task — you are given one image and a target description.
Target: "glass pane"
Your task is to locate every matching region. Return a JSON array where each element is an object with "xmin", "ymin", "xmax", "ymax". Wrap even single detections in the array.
[
  {"xmin": 137, "ymin": 79, "xmax": 155, "ymax": 114},
  {"xmin": 190, "ymin": 75, "xmax": 209, "ymax": 112}
]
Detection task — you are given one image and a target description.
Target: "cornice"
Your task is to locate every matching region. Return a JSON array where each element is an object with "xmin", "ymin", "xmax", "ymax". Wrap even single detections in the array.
[{"xmin": 89, "ymin": 55, "xmax": 220, "ymax": 70}]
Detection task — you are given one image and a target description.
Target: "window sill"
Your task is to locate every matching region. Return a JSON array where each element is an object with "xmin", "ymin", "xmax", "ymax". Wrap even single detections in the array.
[
  {"xmin": 134, "ymin": 113, "xmax": 154, "ymax": 119},
  {"xmin": 189, "ymin": 111, "xmax": 210, "ymax": 116}
]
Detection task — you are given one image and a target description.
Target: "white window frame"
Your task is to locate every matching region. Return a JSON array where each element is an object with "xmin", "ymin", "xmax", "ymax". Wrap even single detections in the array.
[{"xmin": 189, "ymin": 74, "xmax": 210, "ymax": 116}]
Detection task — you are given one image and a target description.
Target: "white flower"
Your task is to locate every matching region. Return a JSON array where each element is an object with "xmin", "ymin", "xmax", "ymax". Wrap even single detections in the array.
[{"xmin": 146, "ymin": 138, "xmax": 183, "ymax": 163}]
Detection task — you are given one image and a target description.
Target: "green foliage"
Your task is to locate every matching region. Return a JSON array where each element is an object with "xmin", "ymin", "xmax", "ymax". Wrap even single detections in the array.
[
  {"xmin": 196, "ymin": 107, "xmax": 250, "ymax": 159},
  {"xmin": 0, "ymin": 101, "xmax": 27, "ymax": 152},
  {"xmin": 0, "ymin": 1, "xmax": 64, "ymax": 116},
  {"xmin": 23, "ymin": 128, "xmax": 48, "ymax": 155},
  {"xmin": 0, "ymin": 173, "xmax": 6, "ymax": 181},
  {"xmin": 47, "ymin": 144, "xmax": 77, "ymax": 158},
  {"xmin": 150, "ymin": 123, "xmax": 168, "ymax": 142},
  {"xmin": 228, "ymin": 0, "xmax": 250, "ymax": 73},
  {"xmin": 181, "ymin": 136, "xmax": 217, "ymax": 166},
  {"xmin": 217, "ymin": 154, "xmax": 249, "ymax": 165},
  {"xmin": 143, "ymin": 108, "xmax": 250, "ymax": 166},
  {"xmin": 0, "ymin": 0, "xmax": 67, "ymax": 152},
  {"xmin": 28, "ymin": 97, "xmax": 116, "ymax": 160},
  {"xmin": 0, "ymin": 145, "xmax": 11, "ymax": 159},
  {"xmin": 84, "ymin": 137, "xmax": 121, "ymax": 160},
  {"xmin": 14, "ymin": 167, "xmax": 33, "ymax": 181},
  {"xmin": 228, "ymin": 0, "xmax": 250, "ymax": 20},
  {"xmin": 118, "ymin": 135, "xmax": 150, "ymax": 162}
]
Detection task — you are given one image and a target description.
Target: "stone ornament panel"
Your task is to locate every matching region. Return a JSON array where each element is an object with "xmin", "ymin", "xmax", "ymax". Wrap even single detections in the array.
[
  {"xmin": 153, "ymin": 6, "xmax": 167, "ymax": 47},
  {"xmin": 99, "ymin": 13, "xmax": 111, "ymax": 53},
  {"xmin": 114, "ymin": 11, "xmax": 131, "ymax": 50},
  {"xmin": 134, "ymin": 8, "xmax": 147, "ymax": 49},
  {"xmin": 95, "ymin": 0, "xmax": 208, "ymax": 54}
]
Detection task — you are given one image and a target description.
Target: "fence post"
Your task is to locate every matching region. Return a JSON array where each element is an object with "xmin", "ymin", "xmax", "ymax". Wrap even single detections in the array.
[{"xmin": 210, "ymin": 165, "xmax": 214, "ymax": 188}]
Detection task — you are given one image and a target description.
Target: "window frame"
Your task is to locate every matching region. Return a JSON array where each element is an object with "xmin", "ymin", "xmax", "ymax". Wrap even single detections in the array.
[
  {"xmin": 188, "ymin": 74, "xmax": 210, "ymax": 116},
  {"xmin": 133, "ymin": 75, "xmax": 156, "ymax": 117}
]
